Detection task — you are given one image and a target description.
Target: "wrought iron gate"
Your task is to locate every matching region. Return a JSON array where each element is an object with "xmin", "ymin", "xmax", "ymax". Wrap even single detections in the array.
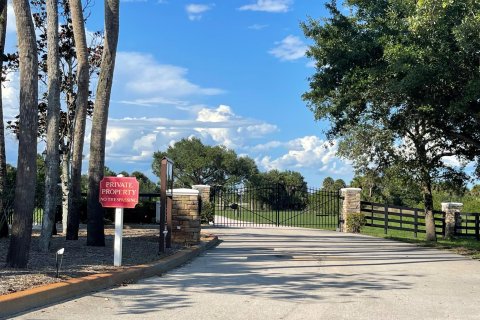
[{"xmin": 211, "ymin": 184, "xmax": 341, "ymax": 229}]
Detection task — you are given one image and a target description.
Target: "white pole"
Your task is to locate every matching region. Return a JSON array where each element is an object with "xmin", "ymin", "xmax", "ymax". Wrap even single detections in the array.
[{"xmin": 114, "ymin": 207, "xmax": 124, "ymax": 267}]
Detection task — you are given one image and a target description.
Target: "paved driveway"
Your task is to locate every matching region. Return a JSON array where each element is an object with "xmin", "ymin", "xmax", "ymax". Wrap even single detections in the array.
[{"xmin": 15, "ymin": 228, "xmax": 480, "ymax": 319}]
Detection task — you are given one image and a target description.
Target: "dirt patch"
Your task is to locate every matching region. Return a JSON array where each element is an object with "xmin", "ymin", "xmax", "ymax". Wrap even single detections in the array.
[{"xmin": 0, "ymin": 224, "xmax": 181, "ymax": 295}]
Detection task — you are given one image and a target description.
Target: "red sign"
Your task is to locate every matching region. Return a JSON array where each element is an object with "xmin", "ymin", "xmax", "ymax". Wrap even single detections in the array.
[{"xmin": 99, "ymin": 177, "xmax": 139, "ymax": 208}]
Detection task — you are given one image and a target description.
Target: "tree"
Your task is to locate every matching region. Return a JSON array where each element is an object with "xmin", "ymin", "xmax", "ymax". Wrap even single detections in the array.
[
  {"xmin": 87, "ymin": 0, "xmax": 119, "ymax": 246},
  {"xmin": 0, "ymin": 0, "xmax": 7, "ymax": 239},
  {"xmin": 7, "ymin": 0, "xmax": 38, "ymax": 267},
  {"xmin": 249, "ymin": 170, "xmax": 308, "ymax": 210},
  {"xmin": 152, "ymin": 137, "xmax": 258, "ymax": 187},
  {"xmin": 333, "ymin": 179, "xmax": 346, "ymax": 191},
  {"xmin": 5, "ymin": 0, "xmax": 103, "ymax": 239},
  {"xmin": 67, "ymin": 0, "xmax": 90, "ymax": 240},
  {"xmin": 321, "ymin": 177, "xmax": 334, "ymax": 191},
  {"xmin": 350, "ymin": 166, "xmax": 423, "ymax": 206},
  {"xmin": 470, "ymin": 185, "xmax": 480, "ymax": 198},
  {"xmin": 302, "ymin": 0, "xmax": 477, "ymax": 241},
  {"xmin": 131, "ymin": 171, "xmax": 158, "ymax": 193},
  {"xmin": 38, "ymin": 0, "xmax": 61, "ymax": 252}
]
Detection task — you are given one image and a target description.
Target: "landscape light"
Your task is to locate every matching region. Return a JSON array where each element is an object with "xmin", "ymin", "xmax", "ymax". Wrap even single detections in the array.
[{"xmin": 56, "ymin": 248, "xmax": 65, "ymax": 278}]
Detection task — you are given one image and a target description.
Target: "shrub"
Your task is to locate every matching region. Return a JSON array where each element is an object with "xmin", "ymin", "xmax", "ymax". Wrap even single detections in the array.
[
  {"xmin": 201, "ymin": 201, "xmax": 214, "ymax": 224},
  {"xmin": 346, "ymin": 213, "xmax": 366, "ymax": 233}
]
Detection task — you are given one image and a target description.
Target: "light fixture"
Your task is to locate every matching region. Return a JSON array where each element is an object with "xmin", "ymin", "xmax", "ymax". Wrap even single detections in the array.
[{"xmin": 56, "ymin": 248, "xmax": 65, "ymax": 278}]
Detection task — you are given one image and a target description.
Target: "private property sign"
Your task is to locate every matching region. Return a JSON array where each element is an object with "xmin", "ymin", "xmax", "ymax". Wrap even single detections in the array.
[{"xmin": 99, "ymin": 177, "xmax": 139, "ymax": 208}]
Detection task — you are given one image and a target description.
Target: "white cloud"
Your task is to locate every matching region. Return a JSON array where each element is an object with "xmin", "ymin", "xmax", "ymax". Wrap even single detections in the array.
[
  {"xmin": 248, "ymin": 24, "xmax": 268, "ymax": 30},
  {"xmin": 269, "ymin": 35, "xmax": 308, "ymax": 61},
  {"xmin": 7, "ymin": 4, "xmax": 15, "ymax": 34},
  {"xmin": 185, "ymin": 3, "xmax": 214, "ymax": 21},
  {"xmin": 114, "ymin": 52, "xmax": 224, "ymax": 99},
  {"xmin": 2, "ymin": 72, "xmax": 19, "ymax": 119},
  {"xmin": 249, "ymin": 140, "xmax": 282, "ymax": 151},
  {"xmin": 197, "ymin": 104, "xmax": 235, "ymax": 122},
  {"xmin": 100, "ymin": 105, "xmax": 277, "ymax": 163},
  {"xmin": 237, "ymin": 123, "xmax": 277, "ymax": 138},
  {"xmin": 239, "ymin": 0, "xmax": 292, "ymax": 13},
  {"xmin": 253, "ymin": 136, "xmax": 352, "ymax": 177},
  {"xmin": 194, "ymin": 105, "xmax": 277, "ymax": 148}
]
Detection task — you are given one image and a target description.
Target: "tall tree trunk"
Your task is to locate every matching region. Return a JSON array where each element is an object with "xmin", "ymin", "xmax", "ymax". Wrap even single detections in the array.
[
  {"xmin": 67, "ymin": 0, "xmax": 89, "ymax": 240},
  {"xmin": 7, "ymin": 0, "xmax": 38, "ymax": 268},
  {"xmin": 61, "ymin": 148, "xmax": 70, "ymax": 234},
  {"xmin": 87, "ymin": 0, "xmax": 119, "ymax": 246},
  {"xmin": 39, "ymin": 0, "xmax": 60, "ymax": 252},
  {"xmin": 423, "ymin": 179, "xmax": 436, "ymax": 242},
  {"xmin": 0, "ymin": 0, "xmax": 8, "ymax": 239}
]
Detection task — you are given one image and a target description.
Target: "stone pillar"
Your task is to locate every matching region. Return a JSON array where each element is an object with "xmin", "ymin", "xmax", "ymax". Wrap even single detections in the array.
[
  {"xmin": 441, "ymin": 202, "xmax": 463, "ymax": 239},
  {"xmin": 171, "ymin": 188, "xmax": 201, "ymax": 245},
  {"xmin": 192, "ymin": 185, "xmax": 211, "ymax": 203},
  {"xmin": 340, "ymin": 188, "xmax": 362, "ymax": 232}
]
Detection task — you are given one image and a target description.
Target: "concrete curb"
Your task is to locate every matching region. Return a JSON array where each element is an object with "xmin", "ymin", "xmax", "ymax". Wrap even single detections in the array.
[{"xmin": 0, "ymin": 235, "xmax": 220, "ymax": 319}]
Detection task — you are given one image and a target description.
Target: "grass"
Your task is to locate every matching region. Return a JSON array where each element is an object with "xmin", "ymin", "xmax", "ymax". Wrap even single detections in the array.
[
  {"xmin": 361, "ymin": 225, "xmax": 480, "ymax": 260},
  {"xmin": 214, "ymin": 207, "xmax": 339, "ymax": 230}
]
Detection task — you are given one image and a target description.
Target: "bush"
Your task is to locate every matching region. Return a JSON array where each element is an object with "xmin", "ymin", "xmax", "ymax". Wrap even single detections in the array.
[
  {"xmin": 346, "ymin": 213, "xmax": 366, "ymax": 233},
  {"xmin": 201, "ymin": 201, "xmax": 214, "ymax": 224}
]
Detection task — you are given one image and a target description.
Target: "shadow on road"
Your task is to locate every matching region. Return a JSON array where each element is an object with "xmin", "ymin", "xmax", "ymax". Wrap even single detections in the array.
[{"xmin": 113, "ymin": 228, "xmax": 465, "ymax": 315}]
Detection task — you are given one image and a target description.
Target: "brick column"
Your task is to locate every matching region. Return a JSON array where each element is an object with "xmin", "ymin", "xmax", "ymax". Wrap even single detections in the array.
[
  {"xmin": 441, "ymin": 202, "xmax": 463, "ymax": 239},
  {"xmin": 171, "ymin": 189, "xmax": 201, "ymax": 245},
  {"xmin": 192, "ymin": 185, "xmax": 211, "ymax": 203},
  {"xmin": 340, "ymin": 188, "xmax": 361, "ymax": 232}
]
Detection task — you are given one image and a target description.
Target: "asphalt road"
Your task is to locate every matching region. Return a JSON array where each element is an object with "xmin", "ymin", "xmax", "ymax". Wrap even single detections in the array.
[{"xmin": 14, "ymin": 227, "xmax": 480, "ymax": 319}]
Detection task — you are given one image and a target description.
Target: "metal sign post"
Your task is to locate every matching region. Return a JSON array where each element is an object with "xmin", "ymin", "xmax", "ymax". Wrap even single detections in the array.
[{"xmin": 99, "ymin": 175, "xmax": 139, "ymax": 266}]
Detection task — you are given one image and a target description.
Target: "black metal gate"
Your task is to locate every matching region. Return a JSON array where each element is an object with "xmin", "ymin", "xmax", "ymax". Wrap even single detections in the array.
[{"xmin": 211, "ymin": 184, "xmax": 341, "ymax": 230}]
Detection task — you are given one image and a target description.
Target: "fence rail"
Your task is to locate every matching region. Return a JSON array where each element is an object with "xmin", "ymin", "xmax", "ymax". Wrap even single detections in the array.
[{"xmin": 361, "ymin": 201, "xmax": 480, "ymax": 240}]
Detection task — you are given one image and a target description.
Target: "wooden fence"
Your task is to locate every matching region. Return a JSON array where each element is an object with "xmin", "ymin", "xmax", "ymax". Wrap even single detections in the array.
[{"xmin": 361, "ymin": 201, "xmax": 480, "ymax": 240}]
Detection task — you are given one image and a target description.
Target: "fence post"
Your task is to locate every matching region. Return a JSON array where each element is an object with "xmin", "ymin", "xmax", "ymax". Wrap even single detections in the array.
[
  {"xmin": 414, "ymin": 209, "xmax": 418, "ymax": 238},
  {"xmin": 340, "ymin": 188, "xmax": 361, "ymax": 232},
  {"xmin": 475, "ymin": 214, "xmax": 479, "ymax": 241},
  {"xmin": 384, "ymin": 203, "xmax": 388, "ymax": 235},
  {"xmin": 441, "ymin": 202, "xmax": 463, "ymax": 239}
]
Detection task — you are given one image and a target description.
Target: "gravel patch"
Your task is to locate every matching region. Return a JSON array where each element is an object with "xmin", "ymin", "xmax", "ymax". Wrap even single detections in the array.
[{"xmin": 0, "ymin": 224, "xmax": 181, "ymax": 295}]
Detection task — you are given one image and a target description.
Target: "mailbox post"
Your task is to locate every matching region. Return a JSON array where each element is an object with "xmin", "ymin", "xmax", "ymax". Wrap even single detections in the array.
[{"xmin": 159, "ymin": 157, "xmax": 174, "ymax": 253}]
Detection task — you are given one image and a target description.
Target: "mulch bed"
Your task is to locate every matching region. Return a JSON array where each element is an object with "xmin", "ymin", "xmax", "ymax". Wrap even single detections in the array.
[{"xmin": 0, "ymin": 224, "xmax": 181, "ymax": 295}]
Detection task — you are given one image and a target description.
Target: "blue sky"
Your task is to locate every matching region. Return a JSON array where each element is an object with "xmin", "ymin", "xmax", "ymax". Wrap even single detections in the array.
[{"xmin": 3, "ymin": 0, "xmax": 355, "ymax": 187}]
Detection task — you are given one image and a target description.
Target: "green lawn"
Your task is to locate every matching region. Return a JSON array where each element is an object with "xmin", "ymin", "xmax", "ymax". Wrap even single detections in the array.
[
  {"xmin": 361, "ymin": 226, "xmax": 480, "ymax": 259},
  {"xmin": 214, "ymin": 207, "xmax": 339, "ymax": 230},
  {"xmin": 214, "ymin": 204, "xmax": 480, "ymax": 260}
]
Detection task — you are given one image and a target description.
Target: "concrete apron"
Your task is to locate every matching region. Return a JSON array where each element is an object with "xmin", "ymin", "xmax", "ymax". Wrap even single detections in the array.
[{"xmin": 10, "ymin": 227, "xmax": 480, "ymax": 320}]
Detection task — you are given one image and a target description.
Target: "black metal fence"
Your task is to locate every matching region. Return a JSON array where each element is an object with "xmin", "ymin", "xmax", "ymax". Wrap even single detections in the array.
[
  {"xmin": 3, "ymin": 193, "xmax": 161, "ymax": 226},
  {"xmin": 211, "ymin": 184, "xmax": 341, "ymax": 229},
  {"xmin": 361, "ymin": 201, "xmax": 480, "ymax": 240}
]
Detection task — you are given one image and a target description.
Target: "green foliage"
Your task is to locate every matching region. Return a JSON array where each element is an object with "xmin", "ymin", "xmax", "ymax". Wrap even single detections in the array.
[
  {"xmin": 81, "ymin": 169, "xmax": 159, "ymax": 194},
  {"xmin": 248, "ymin": 170, "xmax": 308, "ymax": 210},
  {"xmin": 350, "ymin": 167, "xmax": 423, "ymax": 207},
  {"xmin": 200, "ymin": 201, "xmax": 214, "ymax": 224},
  {"xmin": 152, "ymin": 137, "xmax": 258, "ymax": 187},
  {"xmin": 131, "ymin": 171, "xmax": 159, "ymax": 193},
  {"xmin": 104, "ymin": 166, "xmax": 117, "ymax": 177},
  {"xmin": 302, "ymin": 0, "xmax": 480, "ymax": 240},
  {"xmin": 322, "ymin": 177, "xmax": 335, "ymax": 190},
  {"xmin": 322, "ymin": 177, "xmax": 346, "ymax": 191},
  {"xmin": 346, "ymin": 213, "xmax": 366, "ymax": 233}
]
